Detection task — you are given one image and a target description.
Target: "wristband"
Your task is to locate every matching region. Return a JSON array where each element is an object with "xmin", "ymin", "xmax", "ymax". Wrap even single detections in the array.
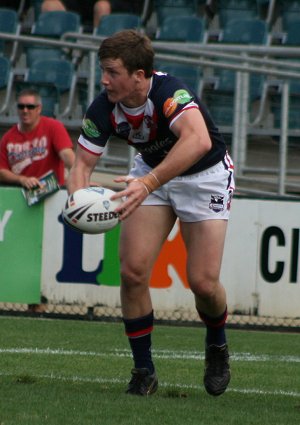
[
  {"xmin": 139, "ymin": 172, "xmax": 161, "ymax": 193},
  {"xmin": 132, "ymin": 178, "xmax": 150, "ymax": 195},
  {"xmin": 149, "ymin": 172, "xmax": 161, "ymax": 186}
]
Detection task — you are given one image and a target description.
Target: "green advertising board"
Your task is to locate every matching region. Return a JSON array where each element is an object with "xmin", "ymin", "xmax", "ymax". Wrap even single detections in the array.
[{"xmin": 0, "ymin": 187, "xmax": 43, "ymax": 303}]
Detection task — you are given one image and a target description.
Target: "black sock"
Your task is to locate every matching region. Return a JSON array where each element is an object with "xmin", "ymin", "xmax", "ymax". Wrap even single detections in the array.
[
  {"xmin": 123, "ymin": 311, "xmax": 155, "ymax": 374},
  {"xmin": 198, "ymin": 307, "xmax": 228, "ymax": 347}
]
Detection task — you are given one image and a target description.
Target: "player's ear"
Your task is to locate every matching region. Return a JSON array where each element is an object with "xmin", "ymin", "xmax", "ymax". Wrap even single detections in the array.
[{"xmin": 135, "ymin": 69, "xmax": 145, "ymax": 82}]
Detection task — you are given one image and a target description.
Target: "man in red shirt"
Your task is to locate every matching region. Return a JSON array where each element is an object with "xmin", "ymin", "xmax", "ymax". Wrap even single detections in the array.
[
  {"xmin": 0, "ymin": 88, "xmax": 75, "ymax": 189},
  {"xmin": 0, "ymin": 88, "xmax": 75, "ymax": 313}
]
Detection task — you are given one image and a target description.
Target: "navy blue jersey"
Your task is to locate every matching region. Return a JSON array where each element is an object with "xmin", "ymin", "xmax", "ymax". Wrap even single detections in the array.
[{"xmin": 79, "ymin": 71, "xmax": 227, "ymax": 175}]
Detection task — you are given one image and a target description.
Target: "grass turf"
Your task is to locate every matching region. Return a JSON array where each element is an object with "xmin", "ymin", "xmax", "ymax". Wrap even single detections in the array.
[{"xmin": 0, "ymin": 316, "xmax": 300, "ymax": 425}]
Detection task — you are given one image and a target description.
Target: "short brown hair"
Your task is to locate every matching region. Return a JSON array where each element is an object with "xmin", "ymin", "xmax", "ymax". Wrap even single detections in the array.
[
  {"xmin": 17, "ymin": 88, "xmax": 42, "ymax": 104},
  {"xmin": 98, "ymin": 29, "xmax": 154, "ymax": 78}
]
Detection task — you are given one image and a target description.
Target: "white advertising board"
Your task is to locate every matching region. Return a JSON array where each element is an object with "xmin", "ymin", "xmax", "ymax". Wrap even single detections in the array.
[{"xmin": 41, "ymin": 192, "xmax": 300, "ymax": 319}]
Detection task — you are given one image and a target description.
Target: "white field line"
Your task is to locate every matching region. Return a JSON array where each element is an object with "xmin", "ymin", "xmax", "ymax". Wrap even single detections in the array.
[
  {"xmin": 0, "ymin": 371, "xmax": 299, "ymax": 398},
  {"xmin": 1, "ymin": 347, "xmax": 300, "ymax": 398},
  {"xmin": 1, "ymin": 347, "xmax": 300, "ymax": 363}
]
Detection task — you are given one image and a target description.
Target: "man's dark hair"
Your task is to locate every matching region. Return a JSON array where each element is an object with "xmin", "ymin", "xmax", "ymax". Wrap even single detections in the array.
[{"xmin": 98, "ymin": 29, "xmax": 154, "ymax": 78}]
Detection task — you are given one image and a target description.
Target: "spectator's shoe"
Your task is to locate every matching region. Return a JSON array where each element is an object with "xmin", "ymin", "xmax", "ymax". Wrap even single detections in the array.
[
  {"xmin": 126, "ymin": 368, "xmax": 158, "ymax": 396},
  {"xmin": 204, "ymin": 344, "xmax": 230, "ymax": 396}
]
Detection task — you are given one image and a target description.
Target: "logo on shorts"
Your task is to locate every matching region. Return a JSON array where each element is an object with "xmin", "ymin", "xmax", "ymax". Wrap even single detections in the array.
[
  {"xmin": 209, "ymin": 195, "xmax": 224, "ymax": 212},
  {"xmin": 227, "ymin": 189, "xmax": 234, "ymax": 211}
]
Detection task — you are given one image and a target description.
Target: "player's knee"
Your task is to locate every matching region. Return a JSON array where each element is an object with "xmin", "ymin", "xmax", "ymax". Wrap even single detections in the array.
[
  {"xmin": 189, "ymin": 276, "xmax": 220, "ymax": 301},
  {"xmin": 120, "ymin": 263, "xmax": 148, "ymax": 289}
]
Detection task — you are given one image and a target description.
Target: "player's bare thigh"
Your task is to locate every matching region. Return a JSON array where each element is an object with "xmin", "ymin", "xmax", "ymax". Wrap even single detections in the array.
[
  {"xmin": 119, "ymin": 204, "xmax": 177, "ymax": 281},
  {"xmin": 180, "ymin": 219, "xmax": 228, "ymax": 291}
]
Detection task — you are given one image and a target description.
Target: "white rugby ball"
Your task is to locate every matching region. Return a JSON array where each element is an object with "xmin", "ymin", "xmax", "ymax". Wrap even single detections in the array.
[{"xmin": 62, "ymin": 187, "xmax": 122, "ymax": 234}]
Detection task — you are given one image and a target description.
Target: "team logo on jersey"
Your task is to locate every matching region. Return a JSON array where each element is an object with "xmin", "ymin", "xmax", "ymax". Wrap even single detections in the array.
[
  {"xmin": 144, "ymin": 114, "xmax": 156, "ymax": 130},
  {"xmin": 209, "ymin": 195, "xmax": 224, "ymax": 212},
  {"xmin": 163, "ymin": 89, "xmax": 192, "ymax": 118},
  {"xmin": 82, "ymin": 118, "xmax": 101, "ymax": 138},
  {"xmin": 116, "ymin": 121, "xmax": 130, "ymax": 138}
]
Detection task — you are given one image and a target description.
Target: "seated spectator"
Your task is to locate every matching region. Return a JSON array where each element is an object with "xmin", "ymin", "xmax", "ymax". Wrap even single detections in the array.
[
  {"xmin": 41, "ymin": 0, "xmax": 111, "ymax": 28},
  {"xmin": 41, "ymin": 1, "xmax": 151, "ymax": 29}
]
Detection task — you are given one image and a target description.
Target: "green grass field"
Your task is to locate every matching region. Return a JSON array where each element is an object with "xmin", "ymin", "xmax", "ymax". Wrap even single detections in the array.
[{"xmin": 0, "ymin": 316, "xmax": 300, "ymax": 425}]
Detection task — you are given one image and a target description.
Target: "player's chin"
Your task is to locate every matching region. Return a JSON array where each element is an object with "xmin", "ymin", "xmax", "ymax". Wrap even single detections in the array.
[{"xmin": 107, "ymin": 92, "xmax": 122, "ymax": 103}]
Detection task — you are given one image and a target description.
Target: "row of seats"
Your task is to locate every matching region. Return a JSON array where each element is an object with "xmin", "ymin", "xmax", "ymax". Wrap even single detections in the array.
[
  {"xmin": 1, "ymin": 0, "xmax": 300, "ymax": 49},
  {"xmin": 1, "ymin": 2, "xmax": 300, "ymax": 134},
  {"xmin": 1, "ymin": 7, "xmax": 300, "ymax": 69},
  {"xmin": 1, "ymin": 10, "xmax": 299, "ymax": 71},
  {"xmin": 14, "ymin": 0, "xmax": 300, "ymax": 27}
]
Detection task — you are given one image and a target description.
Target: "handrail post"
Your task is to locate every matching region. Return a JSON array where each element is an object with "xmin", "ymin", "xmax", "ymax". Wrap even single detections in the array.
[
  {"xmin": 232, "ymin": 71, "xmax": 242, "ymax": 175},
  {"xmin": 88, "ymin": 51, "xmax": 96, "ymax": 105},
  {"xmin": 239, "ymin": 67, "xmax": 250, "ymax": 173},
  {"xmin": 278, "ymin": 81, "xmax": 289, "ymax": 196}
]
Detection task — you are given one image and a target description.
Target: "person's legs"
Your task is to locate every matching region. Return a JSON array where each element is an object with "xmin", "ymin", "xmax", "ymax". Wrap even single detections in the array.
[
  {"xmin": 119, "ymin": 204, "xmax": 176, "ymax": 395},
  {"xmin": 41, "ymin": 0, "xmax": 66, "ymax": 12},
  {"xmin": 180, "ymin": 219, "xmax": 230, "ymax": 396},
  {"xmin": 93, "ymin": 0, "xmax": 111, "ymax": 27}
]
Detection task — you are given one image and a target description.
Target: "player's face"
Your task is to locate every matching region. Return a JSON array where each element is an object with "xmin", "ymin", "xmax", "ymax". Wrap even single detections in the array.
[
  {"xmin": 100, "ymin": 58, "xmax": 143, "ymax": 106},
  {"xmin": 17, "ymin": 95, "xmax": 42, "ymax": 129}
]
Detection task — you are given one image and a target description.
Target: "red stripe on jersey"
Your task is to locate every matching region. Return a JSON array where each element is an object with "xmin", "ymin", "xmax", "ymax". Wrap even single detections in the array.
[
  {"xmin": 169, "ymin": 104, "xmax": 199, "ymax": 124},
  {"xmin": 121, "ymin": 110, "xmax": 144, "ymax": 129}
]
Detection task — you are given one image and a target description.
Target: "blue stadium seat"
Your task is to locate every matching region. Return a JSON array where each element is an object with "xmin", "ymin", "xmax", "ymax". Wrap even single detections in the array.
[
  {"xmin": 219, "ymin": 18, "xmax": 268, "ymax": 45},
  {"xmin": 26, "ymin": 11, "xmax": 81, "ymax": 70},
  {"xmin": 217, "ymin": 0, "xmax": 258, "ymax": 28},
  {"xmin": 17, "ymin": 58, "xmax": 76, "ymax": 117},
  {"xmin": 204, "ymin": 65, "xmax": 265, "ymax": 129},
  {"xmin": 280, "ymin": 20, "xmax": 300, "ymax": 46},
  {"xmin": 156, "ymin": 15, "xmax": 206, "ymax": 42},
  {"xmin": 0, "ymin": 56, "xmax": 10, "ymax": 88},
  {"xmin": 27, "ymin": 59, "xmax": 74, "ymax": 92},
  {"xmin": 31, "ymin": 11, "xmax": 81, "ymax": 37},
  {"xmin": 25, "ymin": 47, "xmax": 65, "ymax": 68},
  {"xmin": 94, "ymin": 13, "xmax": 142, "ymax": 36},
  {"xmin": 154, "ymin": 0, "xmax": 202, "ymax": 27},
  {"xmin": 0, "ymin": 56, "xmax": 13, "ymax": 114},
  {"xmin": 155, "ymin": 61, "xmax": 202, "ymax": 94},
  {"xmin": 0, "ymin": 8, "xmax": 20, "ymax": 62}
]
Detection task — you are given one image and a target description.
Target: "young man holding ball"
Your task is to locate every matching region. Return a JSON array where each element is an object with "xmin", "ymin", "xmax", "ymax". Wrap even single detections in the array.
[{"xmin": 67, "ymin": 29, "xmax": 235, "ymax": 397}]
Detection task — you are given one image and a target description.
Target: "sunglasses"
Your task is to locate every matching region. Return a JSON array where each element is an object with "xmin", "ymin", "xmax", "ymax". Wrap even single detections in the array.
[{"xmin": 17, "ymin": 103, "xmax": 39, "ymax": 110}]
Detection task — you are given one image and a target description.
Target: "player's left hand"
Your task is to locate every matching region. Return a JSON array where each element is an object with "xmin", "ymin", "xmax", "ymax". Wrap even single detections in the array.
[{"xmin": 111, "ymin": 175, "xmax": 149, "ymax": 220}]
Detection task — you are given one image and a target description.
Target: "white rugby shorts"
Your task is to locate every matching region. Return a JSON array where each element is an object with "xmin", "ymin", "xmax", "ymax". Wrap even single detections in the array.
[{"xmin": 129, "ymin": 153, "xmax": 235, "ymax": 222}]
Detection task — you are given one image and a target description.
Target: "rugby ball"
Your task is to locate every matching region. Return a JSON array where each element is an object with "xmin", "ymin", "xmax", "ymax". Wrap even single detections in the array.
[{"xmin": 62, "ymin": 187, "xmax": 122, "ymax": 234}]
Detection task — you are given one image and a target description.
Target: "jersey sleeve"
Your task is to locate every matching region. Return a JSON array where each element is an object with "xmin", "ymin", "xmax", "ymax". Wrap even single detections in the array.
[
  {"xmin": 153, "ymin": 73, "xmax": 200, "ymax": 127},
  {"xmin": 78, "ymin": 92, "xmax": 113, "ymax": 156}
]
